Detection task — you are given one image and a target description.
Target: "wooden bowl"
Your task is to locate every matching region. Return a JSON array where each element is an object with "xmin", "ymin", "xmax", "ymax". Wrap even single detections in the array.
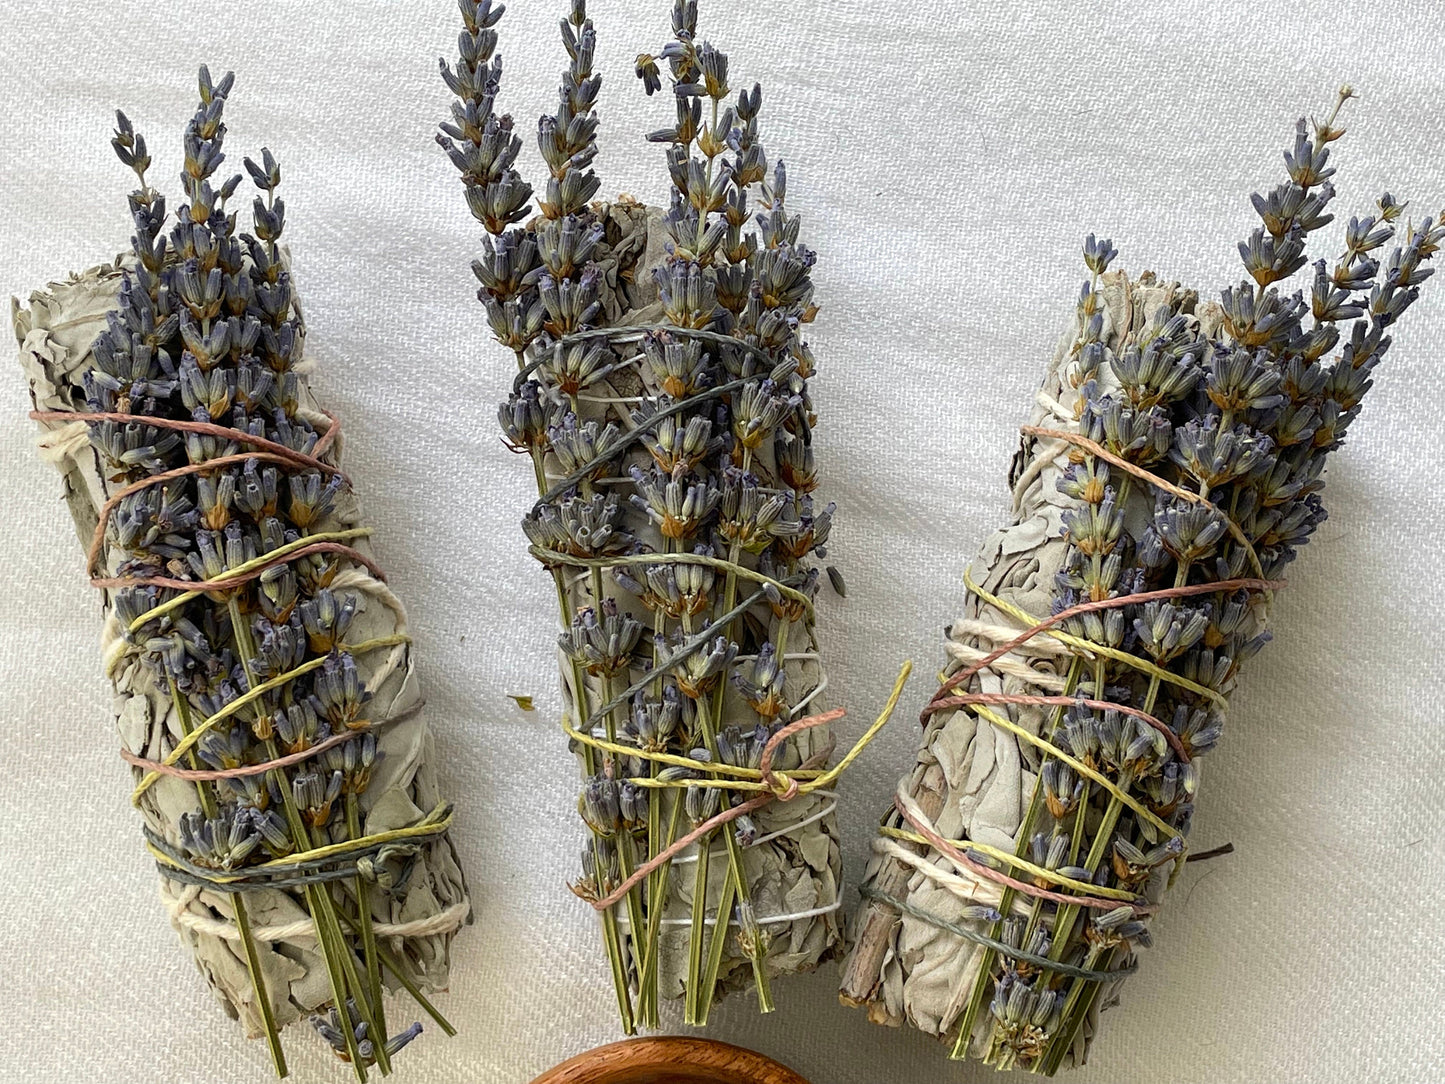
[{"xmin": 530, "ymin": 1037, "xmax": 812, "ymax": 1084}]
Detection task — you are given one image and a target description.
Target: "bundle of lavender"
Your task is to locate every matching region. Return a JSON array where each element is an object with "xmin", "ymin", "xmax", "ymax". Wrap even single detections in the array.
[
  {"xmin": 440, "ymin": 0, "xmax": 896, "ymax": 1032},
  {"xmin": 840, "ymin": 89, "xmax": 1440, "ymax": 1072},
  {"xmin": 14, "ymin": 70, "xmax": 469, "ymax": 1078}
]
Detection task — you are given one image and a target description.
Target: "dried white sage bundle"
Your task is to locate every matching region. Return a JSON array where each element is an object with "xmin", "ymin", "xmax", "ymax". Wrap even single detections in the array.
[
  {"xmin": 14, "ymin": 68, "xmax": 468, "ymax": 1078},
  {"xmin": 841, "ymin": 90, "xmax": 1441, "ymax": 1072}
]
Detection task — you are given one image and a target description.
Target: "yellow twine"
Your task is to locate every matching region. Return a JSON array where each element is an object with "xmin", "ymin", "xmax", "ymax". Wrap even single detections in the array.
[
  {"xmin": 559, "ymin": 725, "xmax": 826, "ymax": 782},
  {"xmin": 147, "ymin": 803, "xmax": 454, "ymax": 883},
  {"xmin": 128, "ymin": 528, "xmax": 374, "ymax": 633},
  {"xmin": 964, "ymin": 570, "xmax": 1228, "ymax": 708},
  {"xmin": 130, "ymin": 634, "xmax": 411, "ymax": 805},
  {"xmin": 969, "ymin": 701, "xmax": 1182, "ymax": 848},
  {"xmin": 566, "ymin": 661, "xmax": 912, "ymax": 799}
]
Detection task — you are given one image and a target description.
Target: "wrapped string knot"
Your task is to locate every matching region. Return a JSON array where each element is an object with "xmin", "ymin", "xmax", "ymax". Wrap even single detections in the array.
[{"xmin": 766, "ymin": 771, "xmax": 799, "ymax": 801}]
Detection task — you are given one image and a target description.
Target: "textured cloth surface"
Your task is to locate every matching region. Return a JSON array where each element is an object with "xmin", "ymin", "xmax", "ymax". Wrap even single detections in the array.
[{"xmin": 1, "ymin": 2, "xmax": 1442, "ymax": 1083}]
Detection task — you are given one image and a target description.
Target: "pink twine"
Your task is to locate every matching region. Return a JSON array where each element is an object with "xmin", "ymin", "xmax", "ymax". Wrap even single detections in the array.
[
  {"xmin": 120, "ymin": 723, "xmax": 366, "ymax": 781},
  {"xmin": 894, "ymin": 795, "xmax": 1157, "ymax": 915},
  {"xmin": 902, "ymin": 423, "xmax": 1289, "ymax": 917},
  {"xmin": 29, "ymin": 408, "xmax": 347, "ymax": 581},
  {"xmin": 923, "ymin": 575, "xmax": 1283, "ymax": 731},
  {"xmin": 588, "ymin": 707, "xmax": 845, "ymax": 912}
]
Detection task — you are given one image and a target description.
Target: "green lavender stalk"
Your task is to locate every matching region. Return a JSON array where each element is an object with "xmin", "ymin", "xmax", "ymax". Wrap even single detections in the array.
[{"xmin": 168, "ymin": 679, "xmax": 287, "ymax": 1076}]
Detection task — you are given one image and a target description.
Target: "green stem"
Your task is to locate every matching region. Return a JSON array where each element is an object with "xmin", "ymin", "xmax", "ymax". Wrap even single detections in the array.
[
  {"xmin": 168, "ymin": 679, "xmax": 287, "ymax": 1077},
  {"xmin": 577, "ymin": 576, "xmax": 633, "ymax": 1028},
  {"xmin": 771, "ymin": 619, "xmax": 793, "ymax": 688},
  {"xmin": 332, "ymin": 907, "xmax": 456, "ymax": 1036},
  {"xmin": 636, "ymin": 776, "xmax": 663, "ymax": 1028},
  {"xmin": 518, "ymin": 343, "xmax": 635, "ymax": 1030},
  {"xmin": 698, "ymin": 858, "xmax": 738, "ymax": 1026},
  {"xmin": 1038, "ymin": 557, "xmax": 1193, "ymax": 1069},
  {"xmin": 604, "ymin": 670, "xmax": 646, "ymax": 991},
  {"xmin": 950, "ymin": 657, "xmax": 1084, "ymax": 1059},
  {"xmin": 228, "ymin": 598, "xmax": 370, "ymax": 1081},
  {"xmin": 704, "ymin": 613, "xmax": 793, "ymax": 1024},
  {"xmin": 347, "ymin": 793, "xmax": 387, "ymax": 1047},
  {"xmin": 694, "ymin": 96, "xmax": 719, "ymax": 255},
  {"xmin": 614, "ymin": 843, "xmax": 646, "ymax": 993},
  {"xmin": 1047, "ymin": 770, "xmax": 1134, "ymax": 965},
  {"xmin": 698, "ymin": 465, "xmax": 773, "ymax": 1011},
  {"xmin": 615, "ymin": 836, "xmax": 646, "ymax": 984},
  {"xmin": 1038, "ymin": 946, "xmax": 1109, "ymax": 1076},
  {"xmin": 594, "ymin": 833, "xmax": 635, "ymax": 1034},
  {"xmin": 637, "ymin": 724, "xmax": 665, "ymax": 1027},
  {"xmin": 685, "ymin": 830, "xmax": 711, "ymax": 1025},
  {"xmin": 309, "ymin": 822, "xmax": 394, "ymax": 1077},
  {"xmin": 694, "ymin": 691, "xmax": 773, "ymax": 1013},
  {"xmin": 637, "ymin": 788, "xmax": 684, "ymax": 1026},
  {"xmin": 636, "ymin": 536, "xmax": 681, "ymax": 1030},
  {"xmin": 230, "ymin": 903, "xmax": 286, "ymax": 1073}
]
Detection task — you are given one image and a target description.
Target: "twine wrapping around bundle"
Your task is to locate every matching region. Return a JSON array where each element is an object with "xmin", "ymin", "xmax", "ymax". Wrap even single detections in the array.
[
  {"xmin": 502, "ymin": 195, "xmax": 900, "ymax": 1027},
  {"xmin": 164, "ymin": 890, "xmax": 473, "ymax": 945},
  {"xmin": 28, "ymin": 403, "xmax": 471, "ymax": 910},
  {"xmin": 859, "ymin": 498, "xmax": 1277, "ymax": 1060},
  {"xmin": 883, "ymin": 558, "xmax": 1279, "ymax": 920},
  {"xmin": 863, "ymin": 409, "xmax": 1284, "ymax": 945},
  {"xmin": 584, "ymin": 665, "xmax": 912, "ymax": 916}
]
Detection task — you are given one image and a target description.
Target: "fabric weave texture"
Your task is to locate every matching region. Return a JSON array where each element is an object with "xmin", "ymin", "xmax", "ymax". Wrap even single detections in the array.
[{"xmin": 0, "ymin": 1, "xmax": 1442, "ymax": 1082}]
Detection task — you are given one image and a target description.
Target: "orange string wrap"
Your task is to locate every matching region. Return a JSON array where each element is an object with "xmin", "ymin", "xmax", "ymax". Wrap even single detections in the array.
[{"xmin": 586, "ymin": 707, "xmax": 845, "ymax": 912}]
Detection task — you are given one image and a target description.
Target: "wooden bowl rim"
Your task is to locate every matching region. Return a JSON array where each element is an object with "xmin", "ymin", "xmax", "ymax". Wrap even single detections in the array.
[{"xmin": 530, "ymin": 1036, "xmax": 811, "ymax": 1084}]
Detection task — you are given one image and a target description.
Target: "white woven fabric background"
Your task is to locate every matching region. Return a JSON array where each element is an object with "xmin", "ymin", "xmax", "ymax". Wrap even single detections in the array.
[{"xmin": 1, "ymin": 1, "xmax": 1442, "ymax": 1082}]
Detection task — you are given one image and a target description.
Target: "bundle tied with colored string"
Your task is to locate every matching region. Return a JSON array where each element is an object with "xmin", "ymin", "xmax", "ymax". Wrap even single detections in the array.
[
  {"xmin": 14, "ymin": 69, "xmax": 468, "ymax": 1079},
  {"xmin": 439, "ymin": 0, "xmax": 905, "ymax": 1031},
  {"xmin": 839, "ymin": 89, "xmax": 1441, "ymax": 1073}
]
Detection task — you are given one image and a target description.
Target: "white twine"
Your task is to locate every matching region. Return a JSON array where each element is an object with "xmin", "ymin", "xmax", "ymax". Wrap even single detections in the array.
[
  {"xmin": 163, "ymin": 884, "xmax": 471, "ymax": 944},
  {"xmin": 788, "ymin": 656, "xmax": 827, "ymax": 716},
  {"xmin": 946, "ymin": 619, "xmax": 1072, "ymax": 659},
  {"xmin": 609, "ymin": 891, "xmax": 845, "ymax": 930},
  {"xmin": 943, "ymin": 623, "xmax": 1074, "ymax": 691},
  {"xmin": 875, "ymin": 838, "xmax": 1014, "ymax": 916},
  {"xmin": 873, "ymin": 787, "xmax": 1015, "ymax": 915},
  {"xmin": 666, "ymin": 793, "xmax": 840, "ymax": 867}
]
